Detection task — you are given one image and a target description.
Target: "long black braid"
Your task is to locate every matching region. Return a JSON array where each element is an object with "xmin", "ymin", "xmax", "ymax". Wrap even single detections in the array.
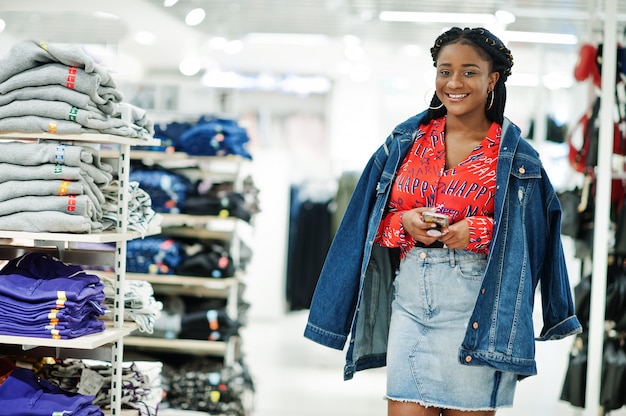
[{"xmin": 422, "ymin": 27, "xmax": 514, "ymax": 126}]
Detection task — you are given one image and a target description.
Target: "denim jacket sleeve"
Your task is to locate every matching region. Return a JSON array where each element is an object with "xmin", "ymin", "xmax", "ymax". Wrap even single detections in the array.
[{"xmin": 535, "ymin": 169, "xmax": 582, "ymax": 340}]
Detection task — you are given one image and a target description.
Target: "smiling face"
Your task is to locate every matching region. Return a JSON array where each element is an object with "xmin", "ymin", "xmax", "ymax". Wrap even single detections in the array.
[{"xmin": 435, "ymin": 42, "xmax": 500, "ymax": 122}]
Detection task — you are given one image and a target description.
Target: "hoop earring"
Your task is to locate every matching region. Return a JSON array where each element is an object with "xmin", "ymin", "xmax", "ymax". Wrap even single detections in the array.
[
  {"xmin": 424, "ymin": 89, "xmax": 444, "ymax": 110},
  {"xmin": 486, "ymin": 90, "xmax": 495, "ymax": 111}
]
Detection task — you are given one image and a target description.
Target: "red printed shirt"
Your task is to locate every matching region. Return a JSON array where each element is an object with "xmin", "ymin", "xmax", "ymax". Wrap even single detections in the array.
[{"xmin": 375, "ymin": 117, "xmax": 500, "ymax": 257}]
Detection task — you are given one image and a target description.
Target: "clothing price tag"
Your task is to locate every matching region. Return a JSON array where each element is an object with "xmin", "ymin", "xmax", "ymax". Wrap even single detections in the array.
[{"xmin": 78, "ymin": 368, "xmax": 105, "ymax": 396}]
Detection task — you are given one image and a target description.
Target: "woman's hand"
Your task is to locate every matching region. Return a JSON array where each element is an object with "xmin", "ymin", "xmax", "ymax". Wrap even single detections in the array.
[
  {"xmin": 438, "ymin": 219, "xmax": 470, "ymax": 249},
  {"xmin": 401, "ymin": 208, "xmax": 442, "ymax": 246},
  {"xmin": 402, "ymin": 208, "xmax": 470, "ymax": 249}
]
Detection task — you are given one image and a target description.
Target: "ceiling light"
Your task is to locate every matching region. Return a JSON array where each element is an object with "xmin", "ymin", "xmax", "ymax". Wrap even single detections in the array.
[
  {"xmin": 179, "ymin": 57, "xmax": 202, "ymax": 76},
  {"xmin": 209, "ymin": 37, "xmax": 229, "ymax": 49},
  {"xmin": 0, "ymin": 19, "xmax": 5, "ymax": 33},
  {"xmin": 185, "ymin": 8, "xmax": 206, "ymax": 26},
  {"xmin": 163, "ymin": 0, "xmax": 179, "ymax": 6},
  {"xmin": 245, "ymin": 33, "xmax": 331, "ymax": 46},
  {"xmin": 379, "ymin": 11, "xmax": 496, "ymax": 25},
  {"xmin": 134, "ymin": 31, "xmax": 156, "ymax": 45},
  {"xmin": 223, "ymin": 40, "xmax": 244, "ymax": 54},
  {"xmin": 495, "ymin": 10, "xmax": 516, "ymax": 25},
  {"xmin": 504, "ymin": 30, "xmax": 577, "ymax": 45}
]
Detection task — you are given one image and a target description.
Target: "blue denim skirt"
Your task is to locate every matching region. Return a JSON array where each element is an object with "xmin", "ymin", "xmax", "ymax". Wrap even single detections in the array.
[{"xmin": 386, "ymin": 247, "xmax": 517, "ymax": 411}]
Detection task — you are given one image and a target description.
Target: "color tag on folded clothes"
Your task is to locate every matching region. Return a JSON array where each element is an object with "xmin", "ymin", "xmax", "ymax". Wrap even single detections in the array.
[{"xmin": 78, "ymin": 367, "xmax": 105, "ymax": 396}]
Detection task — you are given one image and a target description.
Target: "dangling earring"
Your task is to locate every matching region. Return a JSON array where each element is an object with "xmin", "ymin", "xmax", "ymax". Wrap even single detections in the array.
[
  {"xmin": 486, "ymin": 89, "xmax": 495, "ymax": 111},
  {"xmin": 429, "ymin": 101, "xmax": 444, "ymax": 110}
]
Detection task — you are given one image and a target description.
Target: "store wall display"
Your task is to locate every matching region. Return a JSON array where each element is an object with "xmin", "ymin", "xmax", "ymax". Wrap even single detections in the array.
[
  {"xmin": 0, "ymin": 39, "xmax": 165, "ymax": 415},
  {"xmin": 122, "ymin": 123, "xmax": 257, "ymax": 414},
  {"xmin": 560, "ymin": 38, "xmax": 626, "ymax": 412}
]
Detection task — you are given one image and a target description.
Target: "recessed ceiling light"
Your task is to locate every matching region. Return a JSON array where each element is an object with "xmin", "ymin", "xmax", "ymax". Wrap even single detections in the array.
[
  {"xmin": 185, "ymin": 8, "xmax": 206, "ymax": 26},
  {"xmin": 495, "ymin": 10, "xmax": 516, "ymax": 25},
  {"xmin": 379, "ymin": 11, "xmax": 496, "ymax": 25},
  {"xmin": 224, "ymin": 40, "xmax": 244, "ymax": 54},
  {"xmin": 134, "ymin": 31, "xmax": 156, "ymax": 45},
  {"xmin": 163, "ymin": 0, "xmax": 179, "ymax": 6},
  {"xmin": 179, "ymin": 57, "xmax": 201, "ymax": 76},
  {"xmin": 504, "ymin": 30, "xmax": 577, "ymax": 45}
]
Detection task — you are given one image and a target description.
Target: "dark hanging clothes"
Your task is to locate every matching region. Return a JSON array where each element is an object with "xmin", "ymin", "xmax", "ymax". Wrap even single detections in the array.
[{"xmin": 286, "ymin": 191, "xmax": 332, "ymax": 311}]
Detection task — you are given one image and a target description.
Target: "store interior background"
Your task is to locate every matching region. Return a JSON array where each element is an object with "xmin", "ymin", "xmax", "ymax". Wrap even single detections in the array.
[{"xmin": 0, "ymin": 0, "xmax": 624, "ymax": 415}]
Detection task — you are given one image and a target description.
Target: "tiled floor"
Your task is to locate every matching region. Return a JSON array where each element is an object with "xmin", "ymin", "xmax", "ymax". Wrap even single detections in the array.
[{"xmin": 241, "ymin": 310, "xmax": 626, "ymax": 416}]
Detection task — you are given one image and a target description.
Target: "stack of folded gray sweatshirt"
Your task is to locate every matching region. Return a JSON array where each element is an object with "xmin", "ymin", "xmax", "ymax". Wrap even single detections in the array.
[
  {"xmin": 0, "ymin": 142, "xmax": 113, "ymax": 233},
  {"xmin": 0, "ymin": 40, "xmax": 153, "ymax": 139}
]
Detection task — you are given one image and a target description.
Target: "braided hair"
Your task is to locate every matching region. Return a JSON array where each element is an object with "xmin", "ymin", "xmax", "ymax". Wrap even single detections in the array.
[{"xmin": 422, "ymin": 27, "xmax": 514, "ymax": 126}]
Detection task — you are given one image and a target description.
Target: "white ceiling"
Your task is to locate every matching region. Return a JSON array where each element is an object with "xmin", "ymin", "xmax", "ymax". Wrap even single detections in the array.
[{"xmin": 0, "ymin": 0, "xmax": 623, "ymax": 84}]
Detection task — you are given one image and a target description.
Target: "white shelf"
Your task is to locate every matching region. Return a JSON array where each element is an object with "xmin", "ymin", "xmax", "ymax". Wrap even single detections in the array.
[
  {"xmin": 0, "ymin": 227, "xmax": 162, "ymax": 244},
  {"xmin": 128, "ymin": 273, "xmax": 237, "ymax": 289},
  {"xmin": 160, "ymin": 215, "xmax": 252, "ymax": 247},
  {"xmin": 0, "ymin": 322, "xmax": 137, "ymax": 350},
  {"xmin": 124, "ymin": 336, "xmax": 235, "ymax": 356},
  {"xmin": 0, "ymin": 131, "xmax": 161, "ymax": 147}
]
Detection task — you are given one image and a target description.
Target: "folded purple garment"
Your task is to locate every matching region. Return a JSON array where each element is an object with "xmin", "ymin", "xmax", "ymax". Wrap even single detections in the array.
[{"xmin": 0, "ymin": 368, "xmax": 103, "ymax": 416}]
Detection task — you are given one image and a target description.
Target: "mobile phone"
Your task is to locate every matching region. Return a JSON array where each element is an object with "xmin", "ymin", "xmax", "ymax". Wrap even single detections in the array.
[{"xmin": 422, "ymin": 212, "xmax": 449, "ymax": 237}]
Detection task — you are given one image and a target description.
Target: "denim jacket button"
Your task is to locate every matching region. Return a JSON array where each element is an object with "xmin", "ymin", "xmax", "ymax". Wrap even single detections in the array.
[
  {"xmin": 472, "ymin": 322, "xmax": 479, "ymax": 329},
  {"xmin": 419, "ymin": 252, "xmax": 427, "ymax": 259},
  {"xmin": 465, "ymin": 355, "xmax": 472, "ymax": 363},
  {"xmin": 519, "ymin": 166, "xmax": 526, "ymax": 174}
]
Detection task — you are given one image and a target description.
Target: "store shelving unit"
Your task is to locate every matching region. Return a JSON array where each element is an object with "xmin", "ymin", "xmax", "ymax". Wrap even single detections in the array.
[
  {"xmin": 0, "ymin": 132, "xmax": 160, "ymax": 416},
  {"xmin": 123, "ymin": 149, "xmax": 254, "ymax": 414}
]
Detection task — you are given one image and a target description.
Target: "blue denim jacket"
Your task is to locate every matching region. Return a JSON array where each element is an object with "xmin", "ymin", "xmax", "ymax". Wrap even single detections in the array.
[{"xmin": 304, "ymin": 111, "xmax": 582, "ymax": 380}]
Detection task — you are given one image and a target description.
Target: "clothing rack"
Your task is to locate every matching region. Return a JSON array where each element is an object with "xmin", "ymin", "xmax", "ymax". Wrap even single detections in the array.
[{"xmin": 585, "ymin": 0, "xmax": 620, "ymax": 414}]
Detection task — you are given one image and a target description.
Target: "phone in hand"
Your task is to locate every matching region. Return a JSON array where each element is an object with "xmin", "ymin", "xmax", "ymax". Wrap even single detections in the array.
[{"xmin": 422, "ymin": 212, "xmax": 449, "ymax": 237}]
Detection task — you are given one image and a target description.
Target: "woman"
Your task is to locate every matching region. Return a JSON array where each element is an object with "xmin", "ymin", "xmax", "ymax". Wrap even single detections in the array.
[{"xmin": 304, "ymin": 27, "xmax": 582, "ymax": 415}]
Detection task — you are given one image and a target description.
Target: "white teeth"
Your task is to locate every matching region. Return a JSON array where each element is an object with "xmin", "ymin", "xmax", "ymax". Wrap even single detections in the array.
[{"xmin": 448, "ymin": 94, "xmax": 467, "ymax": 99}]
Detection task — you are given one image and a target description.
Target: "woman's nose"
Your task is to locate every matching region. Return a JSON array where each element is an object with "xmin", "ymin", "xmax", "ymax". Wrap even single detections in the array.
[{"xmin": 447, "ymin": 73, "xmax": 463, "ymax": 88}]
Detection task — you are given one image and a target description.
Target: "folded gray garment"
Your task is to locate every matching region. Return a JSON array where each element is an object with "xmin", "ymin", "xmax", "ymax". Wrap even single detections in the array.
[
  {"xmin": 0, "ymin": 194, "xmax": 98, "ymax": 221},
  {"xmin": 0, "ymin": 179, "xmax": 84, "ymax": 203},
  {"xmin": 0, "ymin": 115, "xmax": 95, "ymax": 135},
  {"xmin": 101, "ymin": 181, "xmax": 159, "ymax": 235},
  {"xmin": 0, "ymin": 141, "xmax": 108, "ymax": 168},
  {"xmin": 0, "ymin": 84, "xmax": 115, "ymax": 115},
  {"xmin": 0, "ymin": 40, "xmax": 116, "ymax": 88},
  {"xmin": 0, "ymin": 163, "xmax": 107, "ymax": 206},
  {"xmin": 0, "ymin": 114, "xmax": 151, "ymax": 139},
  {"xmin": 0, "ymin": 99, "xmax": 147, "ymax": 138},
  {"xmin": 0, "ymin": 63, "xmax": 123, "ymax": 106},
  {"xmin": 0, "ymin": 211, "xmax": 102, "ymax": 233},
  {"xmin": 112, "ymin": 103, "xmax": 155, "ymax": 136}
]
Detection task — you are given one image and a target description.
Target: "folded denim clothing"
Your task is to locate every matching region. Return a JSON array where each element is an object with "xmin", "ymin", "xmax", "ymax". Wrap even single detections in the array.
[
  {"xmin": 0, "ymin": 63, "xmax": 122, "ymax": 107},
  {"xmin": 0, "ymin": 211, "xmax": 102, "ymax": 233},
  {"xmin": 0, "ymin": 39, "xmax": 115, "ymax": 88},
  {"xmin": 178, "ymin": 117, "xmax": 252, "ymax": 159},
  {"xmin": 0, "ymin": 84, "xmax": 115, "ymax": 115}
]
